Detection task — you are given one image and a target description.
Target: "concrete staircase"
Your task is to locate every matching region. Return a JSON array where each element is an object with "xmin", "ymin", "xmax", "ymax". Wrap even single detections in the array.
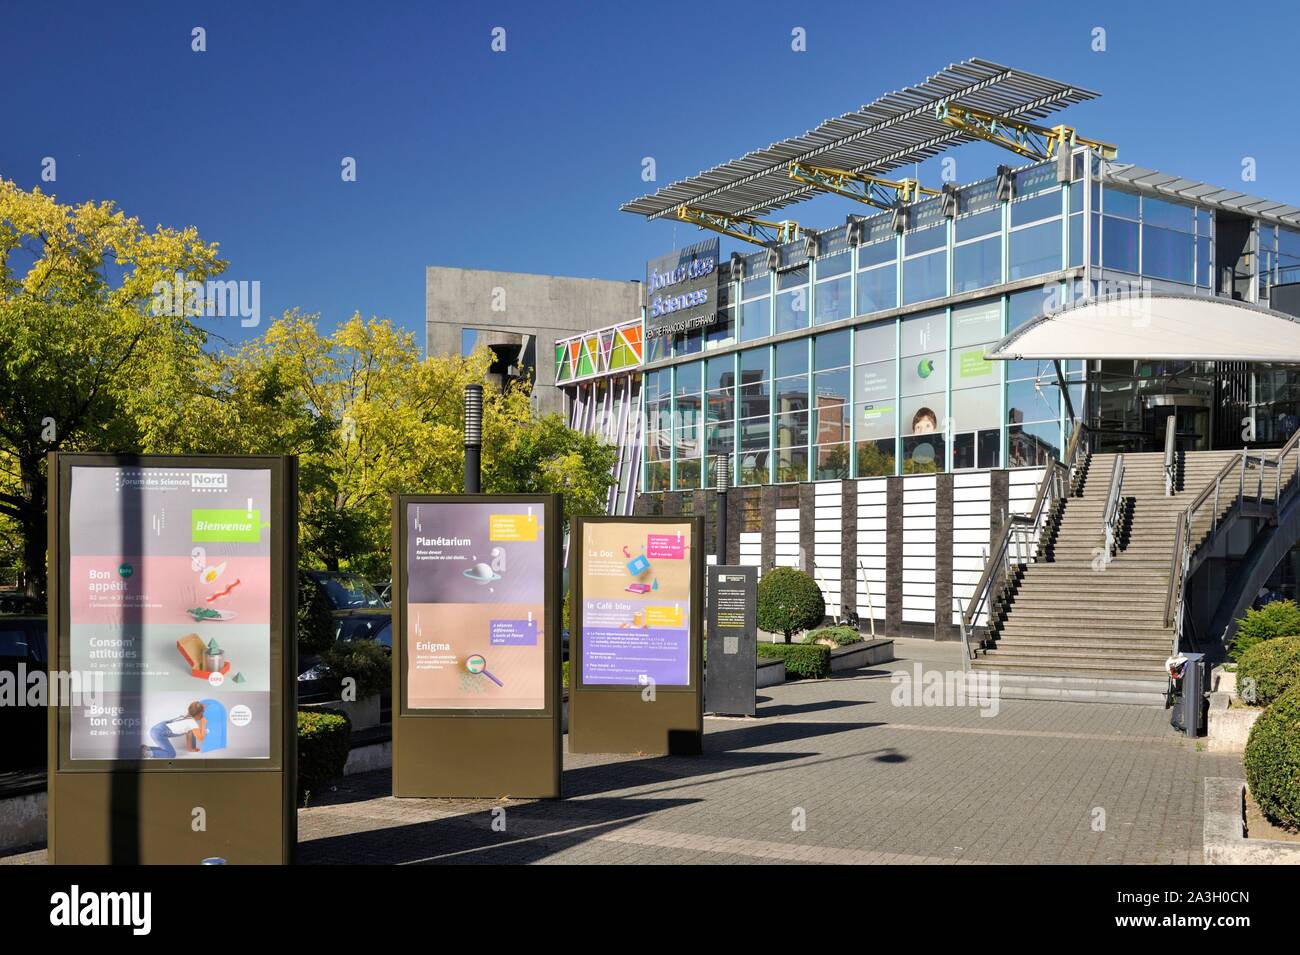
[{"xmin": 971, "ymin": 449, "xmax": 1245, "ymax": 705}]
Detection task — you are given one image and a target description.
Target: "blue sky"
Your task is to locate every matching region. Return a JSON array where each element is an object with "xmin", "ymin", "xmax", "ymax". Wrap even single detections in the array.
[{"xmin": 3, "ymin": 0, "xmax": 1297, "ymax": 351}]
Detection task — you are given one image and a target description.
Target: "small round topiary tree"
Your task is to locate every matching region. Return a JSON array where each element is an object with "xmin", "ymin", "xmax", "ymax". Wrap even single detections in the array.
[
  {"xmin": 757, "ymin": 567, "xmax": 825, "ymax": 643},
  {"xmin": 1237, "ymin": 635, "xmax": 1300, "ymax": 707},
  {"xmin": 1231, "ymin": 599, "xmax": 1300, "ymax": 661},
  {"xmin": 1243, "ymin": 683, "xmax": 1300, "ymax": 830}
]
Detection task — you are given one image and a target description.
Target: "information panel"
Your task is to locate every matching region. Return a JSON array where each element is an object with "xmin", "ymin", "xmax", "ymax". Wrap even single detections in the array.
[
  {"xmin": 404, "ymin": 500, "xmax": 546, "ymax": 710},
  {"xmin": 67, "ymin": 465, "xmax": 273, "ymax": 761}
]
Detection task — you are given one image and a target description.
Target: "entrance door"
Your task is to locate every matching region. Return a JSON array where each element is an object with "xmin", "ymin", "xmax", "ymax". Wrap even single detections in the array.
[{"xmin": 1145, "ymin": 396, "xmax": 1209, "ymax": 452}]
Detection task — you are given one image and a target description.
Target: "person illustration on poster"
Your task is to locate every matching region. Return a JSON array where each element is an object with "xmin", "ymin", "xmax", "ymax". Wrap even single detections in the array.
[{"xmin": 140, "ymin": 701, "xmax": 207, "ymax": 759}]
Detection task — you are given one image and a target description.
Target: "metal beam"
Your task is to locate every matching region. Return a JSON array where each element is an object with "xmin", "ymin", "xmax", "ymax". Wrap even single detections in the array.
[
  {"xmin": 787, "ymin": 162, "xmax": 938, "ymax": 211},
  {"xmin": 935, "ymin": 103, "xmax": 1117, "ymax": 162},
  {"xmin": 676, "ymin": 206, "xmax": 800, "ymax": 247}
]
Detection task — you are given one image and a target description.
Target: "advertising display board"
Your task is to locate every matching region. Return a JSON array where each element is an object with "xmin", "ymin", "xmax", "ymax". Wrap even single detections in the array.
[
  {"xmin": 705, "ymin": 565, "xmax": 758, "ymax": 717},
  {"xmin": 569, "ymin": 516, "xmax": 703, "ymax": 756},
  {"xmin": 392, "ymin": 495, "xmax": 560, "ymax": 798},
  {"xmin": 47, "ymin": 454, "xmax": 297, "ymax": 865}
]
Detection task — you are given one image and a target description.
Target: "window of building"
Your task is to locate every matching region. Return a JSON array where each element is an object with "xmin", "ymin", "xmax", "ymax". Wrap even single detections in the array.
[
  {"xmin": 953, "ymin": 205, "xmax": 1002, "ymax": 294},
  {"xmin": 772, "ymin": 339, "xmax": 809, "ymax": 482},
  {"xmin": 853, "ymin": 319, "xmax": 896, "ymax": 477},
  {"xmin": 737, "ymin": 348, "xmax": 771, "ymax": 484},
  {"xmin": 643, "ymin": 368, "xmax": 672, "ymax": 490},
  {"xmin": 705, "ymin": 354, "xmax": 736, "ymax": 484},
  {"xmin": 814, "ymin": 250, "xmax": 853, "ymax": 326},
  {"xmin": 900, "ymin": 310, "xmax": 945, "ymax": 472},
  {"xmin": 672, "ymin": 362, "xmax": 703, "ymax": 489},
  {"xmin": 856, "ymin": 232, "xmax": 898, "ymax": 316},
  {"xmin": 739, "ymin": 268, "xmax": 772, "ymax": 342},
  {"xmin": 1008, "ymin": 187, "xmax": 1063, "ymax": 281},
  {"xmin": 1005, "ymin": 289, "xmax": 1061, "ymax": 466},
  {"xmin": 811, "ymin": 329, "xmax": 850, "ymax": 479},
  {"xmin": 774, "ymin": 265, "xmax": 810, "ymax": 334},
  {"xmin": 950, "ymin": 299, "xmax": 1003, "ymax": 469}
]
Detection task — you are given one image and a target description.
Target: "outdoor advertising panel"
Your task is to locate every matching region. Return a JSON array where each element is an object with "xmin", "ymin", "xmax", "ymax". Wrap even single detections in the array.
[
  {"xmin": 392, "ymin": 494, "xmax": 561, "ymax": 798},
  {"xmin": 66, "ymin": 465, "xmax": 273, "ymax": 761},
  {"xmin": 644, "ymin": 238, "xmax": 720, "ymax": 340},
  {"xmin": 569, "ymin": 516, "xmax": 703, "ymax": 756},
  {"xmin": 48, "ymin": 454, "xmax": 297, "ymax": 865},
  {"xmin": 404, "ymin": 499, "xmax": 546, "ymax": 711}
]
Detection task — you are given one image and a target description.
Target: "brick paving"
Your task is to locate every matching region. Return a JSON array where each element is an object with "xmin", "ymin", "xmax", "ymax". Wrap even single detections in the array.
[{"xmin": 1, "ymin": 639, "xmax": 1244, "ymax": 865}]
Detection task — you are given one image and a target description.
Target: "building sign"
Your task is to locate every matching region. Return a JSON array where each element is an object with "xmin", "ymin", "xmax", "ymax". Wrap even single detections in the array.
[
  {"xmin": 404, "ymin": 500, "xmax": 547, "ymax": 710},
  {"xmin": 580, "ymin": 520, "xmax": 692, "ymax": 686},
  {"xmin": 705, "ymin": 565, "xmax": 757, "ymax": 717},
  {"xmin": 645, "ymin": 238, "xmax": 720, "ymax": 340},
  {"xmin": 67, "ymin": 465, "xmax": 273, "ymax": 760}
]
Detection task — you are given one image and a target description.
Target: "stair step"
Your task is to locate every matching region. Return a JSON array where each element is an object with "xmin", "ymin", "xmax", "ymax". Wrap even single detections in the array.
[
  {"xmin": 971, "ymin": 655, "xmax": 1166, "ymax": 677},
  {"xmin": 968, "ymin": 672, "xmax": 1167, "ymax": 705}
]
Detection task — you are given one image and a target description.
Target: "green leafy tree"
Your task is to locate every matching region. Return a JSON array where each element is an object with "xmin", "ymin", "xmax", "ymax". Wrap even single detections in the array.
[
  {"xmin": 757, "ymin": 567, "xmax": 826, "ymax": 643},
  {"xmin": 1231, "ymin": 599, "xmax": 1300, "ymax": 661},
  {"xmin": 0, "ymin": 180, "xmax": 224, "ymax": 599}
]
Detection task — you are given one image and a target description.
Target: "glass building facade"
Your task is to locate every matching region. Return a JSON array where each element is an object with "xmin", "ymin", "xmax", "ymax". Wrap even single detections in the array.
[{"xmin": 641, "ymin": 151, "xmax": 1300, "ymax": 491}]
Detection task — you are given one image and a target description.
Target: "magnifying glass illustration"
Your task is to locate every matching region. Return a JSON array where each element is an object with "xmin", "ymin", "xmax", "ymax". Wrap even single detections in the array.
[{"xmin": 465, "ymin": 653, "xmax": 503, "ymax": 687}]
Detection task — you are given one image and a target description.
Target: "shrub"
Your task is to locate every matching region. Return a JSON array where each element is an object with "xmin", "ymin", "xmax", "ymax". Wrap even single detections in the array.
[
  {"xmin": 1243, "ymin": 684, "xmax": 1300, "ymax": 830},
  {"xmin": 757, "ymin": 643, "xmax": 830, "ymax": 680},
  {"xmin": 1237, "ymin": 636, "xmax": 1300, "ymax": 707},
  {"xmin": 298, "ymin": 709, "xmax": 352, "ymax": 806},
  {"xmin": 322, "ymin": 638, "xmax": 391, "ymax": 700},
  {"xmin": 803, "ymin": 626, "xmax": 861, "ymax": 647},
  {"xmin": 1231, "ymin": 600, "xmax": 1300, "ymax": 661},
  {"xmin": 757, "ymin": 568, "xmax": 825, "ymax": 643},
  {"xmin": 297, "ymin": 571, "xmax": 336, "ymax": 656}
]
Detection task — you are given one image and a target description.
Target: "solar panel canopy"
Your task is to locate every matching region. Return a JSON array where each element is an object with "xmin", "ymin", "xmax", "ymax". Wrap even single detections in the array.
[{"xmin": 621, "ymin": 58, "xmax": 1099, "ymax": 221}]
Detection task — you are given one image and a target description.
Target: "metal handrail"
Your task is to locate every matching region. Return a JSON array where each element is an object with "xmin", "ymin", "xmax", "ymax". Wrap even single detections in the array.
[
  {"xmin": 1062, "ymin": 421, "xmax": 1088, "ymax": 493},
  {"xmin": 1101, "ymin": 454, "xmax": 1125, "ymax": 560},
  {"xmin": 959, "ymin": 459, "xmax": 1068, "ymax": 665},
  {"xmin": 1163, "ymin": 415, "xmax": 1177, "ymax": 496}
]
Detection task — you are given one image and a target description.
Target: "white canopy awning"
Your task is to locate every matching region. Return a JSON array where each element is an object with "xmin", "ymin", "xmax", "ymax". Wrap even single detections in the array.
[{"xmin": 987, "ymin": 293, "xmax": 1300, "ymax": 363}]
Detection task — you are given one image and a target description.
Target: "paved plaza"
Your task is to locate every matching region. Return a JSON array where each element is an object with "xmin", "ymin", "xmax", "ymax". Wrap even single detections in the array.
[{"xmin": 2, "ymin": 640, "xmax": 1242, "ymax": 865}]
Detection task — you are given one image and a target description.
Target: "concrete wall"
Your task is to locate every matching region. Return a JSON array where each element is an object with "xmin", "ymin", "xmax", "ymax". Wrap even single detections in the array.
[
  {"xmin": 637, "ymin": 466, "xmax": 1048, "ymax": 641},
  {"xmin": 425, "ymin": 266, "xmax": 642, "ymax": 416}
]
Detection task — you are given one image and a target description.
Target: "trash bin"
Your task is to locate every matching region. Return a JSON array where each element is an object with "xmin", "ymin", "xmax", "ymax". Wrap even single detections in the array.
[{"xmin": 1168, "ymin": 652, "xmax": 1206, "ymax": 736}]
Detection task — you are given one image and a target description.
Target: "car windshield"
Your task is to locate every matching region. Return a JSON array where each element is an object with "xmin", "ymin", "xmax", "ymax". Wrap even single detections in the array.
[
  {"xmin": 336, "ymin": 616, "xmax": 390, "ymax": 643},
  {"xmin": 316, "ymin": 575, "xmax": 385, "ymax": 609}
]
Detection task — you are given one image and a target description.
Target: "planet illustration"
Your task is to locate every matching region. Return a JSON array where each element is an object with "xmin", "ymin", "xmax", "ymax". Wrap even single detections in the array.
[{"xmin": 463, "ymin": 562, "xmax": 502, "ymax": 585}]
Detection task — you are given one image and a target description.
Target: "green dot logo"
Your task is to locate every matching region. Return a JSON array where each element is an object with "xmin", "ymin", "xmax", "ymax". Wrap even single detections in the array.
[
  {"xmin": 917, "ymin": 358, "xmax": 935, "ymax": 379},
  {"xmin": 118, "ymin": 562, "xmax": 134, "ymax": 579}
]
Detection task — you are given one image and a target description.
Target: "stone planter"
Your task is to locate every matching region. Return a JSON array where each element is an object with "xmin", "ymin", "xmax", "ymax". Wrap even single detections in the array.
[
  {"xmin": 757, "ymin": 658, "xmax": 786, "ymax": 688},
  {"xmin": 1204, "ymin": 778, "xmax": 1300, "ymax": 864},
  {"xmin": 1205, "ymin": 692, "xmax": 1263, "ymax": 752},
  {"xmin": 829, "ymin": 639, "xmax": 894, "ymax": 672}
]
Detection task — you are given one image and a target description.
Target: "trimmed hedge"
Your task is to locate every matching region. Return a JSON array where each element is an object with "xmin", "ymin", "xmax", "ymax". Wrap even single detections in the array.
[
  {"xmin": 1231, "ymin": 600, "xmax": 1300, "ymax": 661},
  {"xmin": 1243, "ymin": 684, "xmax": 1300, "ymax": 830},
  {"xmin": 323, "ymin": 638, "xmax": 391, "ymax": 700},
  {"xmin": 298, "ymin": 708, "xmax": 352, "ymax": 806},
  {"xmin": 757, "ymin": 642, "xmax": 830, "ymax": 680},
  {"xmin": 1237, "ymin": 636, "xmax": 1300, "ymax": 707},
  {"xmin": 757, "ymin": 568, "xmax": 826, "ymax": 643},
  {"xmin": 803, "ymin": 626, "xmax": 862, "ymax": 648}
]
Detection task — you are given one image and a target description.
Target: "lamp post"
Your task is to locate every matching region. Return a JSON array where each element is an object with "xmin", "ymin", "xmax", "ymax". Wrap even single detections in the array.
[
  {"xmin": 464, "ymin": 384, "xmax": 483, "ymax": 493},
  {"xmin": 714, "ymin": 455, "xmax": 729, "ymax": 565}
]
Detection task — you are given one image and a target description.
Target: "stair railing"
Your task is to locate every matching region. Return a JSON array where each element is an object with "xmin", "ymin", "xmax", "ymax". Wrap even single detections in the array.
[
  {"xmin": 1101, "ymin": 453, "xmax": 1125, "ymax": 561},
  {"xmin": 959, "ymin": 459, "xmax": 1068, "ymax": 666},
  {"xmin": 1163, "ymin": 414, "xmax": 1178, "ymax": 496}
]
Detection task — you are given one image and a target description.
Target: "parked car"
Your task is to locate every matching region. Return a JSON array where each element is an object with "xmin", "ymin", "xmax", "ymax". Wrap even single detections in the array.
[
  {"xmin": 0, "ymin": 615, "xmax": 48, "ymax": 773},
  {"xmin": 297, "ymin": 609, "xmax": 392, "ymax": 708},
  {"xmin": 301, "ymin": 570, "xmax": 387, "ymax": 611}
]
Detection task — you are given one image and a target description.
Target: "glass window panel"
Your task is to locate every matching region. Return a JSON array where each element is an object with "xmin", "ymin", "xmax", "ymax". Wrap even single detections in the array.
[
  {"xmin": 1010, "ymin": 190, "xmax": 1061, "ymax": 227},
  {"xmin": 902, "ymin": 432, "xmax": 944, "ymax": 473},
  {"xmin": 1142, "ymin": 196, "xmax": 1194, "ymax": 233},
  {"xmin": 901, "ymin": 309, "xmax": 945, "ymax": 357},
  {"xmin": 775, "ymin": 287, "xmax": 810, "ymax": 333},
  {"xmin": 978, "ymin": 428, "xmax": 1001, "ymax": 469},
  {"xmin": 777, "ymin": 265, "xmax": 808, "ymax": 291},
  {"xmin": 739, "ymin": 296, "xmax": 770, "ymax": 341},
  {"xmin": 901, "ymin": 392, "xmax": 944, "ymax": 435},
  {"xmin": 902, "ymin": 350, "xmax": 945, "ymax": 397},
  {"xmin": 774, "ymin": 446, "xmax": 808, "ymax": 484},
  {"xmin": 774, "ymin": 374, "xmax": 809, "ymax": 413},
  {"xmin": 1103, "ymin": 188, "xmax": 1140, "ymax": 220},
  {"xmin": 1142, "ymin": 225, "xmax": 1195, "ymax": 284},
  {"xmin": 856, "ymin": 262, "xmax": 897, "ymax": 314},
  {"xmin": 854, "ymin": 320, "xmax": 896, "ymax": 363},
  {"xmin": 953, "ymin": 236, "xmax": 1001, "ymax": 293},
  {"xmin": 814, "ymin": 329, "xmax": 850, "ymax": 370},
  {"xmin": 858, "ymin": 238, "xmax": 897, "ymax": 269},
  {"xmin": 813, "ymin": 366, "xmax": 850, "ymax": 408},
  {"xmin": 902, "ymin": 250, "xmax": 947, "ymax": 305},
  {"xmin": 1069, "ymin": 213, "xmax": 1083, "ymax": 268},
  {"xmin": 742, "ymin": 275, "xmax": 770, "ymax": 300},
  {"xmin": 740, "ymin": 346, "xmax": 770, "ymax": 379},
  {"xmin": 676, "ymin": 327, "xmax": 703, "ymax": 355},
  {"xmin": 774, "ymin": 410, "xmax": 809, "ymax": 449},
  {"xmin": 645, "ymin": 461, "xmax": 670, "ymax": 492},
  {"xmin": 818, "ymin": 249, "xmax": 852, "ymax": 278},
  {"xmin": 814, "ymin": 273, "xmax": 852, "ymax": 325},
  {"xmin": 1007, "ymin": 377, "xmax": 1059, "ymax": 424},
  {"xmin": 813, "ymin": 402, "xmax": 849, "ymax": 444},
  {"xmin": 955, "ymin": 208, "xmax": 1001, "ymax": 243},
  {"xmin": 1009, "ymin": 219, "xmax": 1062, "ymax": 280},
  {"xmin": 645, "ymin": 430, "xmax": 671, "ymax": 462},
  {"xmin": 706, "ymin": 389, "xmax": 734, "ymax": 423},
  {"xmin": 1008, "ymin": 420, "xmax": 1061, "ymax": 468},
  {"xmin": 706, "ymin": 307, "xmax": 735, "ymax": 350},
  {"xmin": 1102, "ymin": 216, "xmax": 1139, "ymax": 273},
  {"xmin": 738, "ymin": 381, "xmax": 770, "ymax": 416},
  {"xmin": 951, "ymin": 381, "xmax": 1000, "ymax": 431},
  {"xmin": 705, "ymin": 421, "xmax": 734, "ymax": 454},
  {"xmin": 855, "ymin": 437, "xmax": 896, "ymax": 477},
  {"xmin": 1009, "ymin": 287, "xmax": 1045, "ymax": 331},
  {"xmin": 774, "ymin": 339, "xmax": 806, "ymax": 378},
  {"xmin": 814, "ymin": 443, "xmax": 850, "ymax": 480},
  {"xmin": 674, "ymin": 455, "xmax": 701, "ymax": 490},
  {"xmin": 951, "ymin": 299, "xmax": 1002, "ymax": 347},
  {"xmin": 706, "ymin": 355, "xmax": 734, "ymax": 391},
  {"xmin": 739, "ymin": 416, "xmax": 771, "ymax": 450},
  {"xmin": 674, "ymin": 361, "xmax": 702, "ymax": 396},
  {"xmin": 952, "ymin": 431, "xmax": 976, "ymax": 470},
  {"xmin": 905, "ymin": 223, "xmax": 947, "ymax": 255}
]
